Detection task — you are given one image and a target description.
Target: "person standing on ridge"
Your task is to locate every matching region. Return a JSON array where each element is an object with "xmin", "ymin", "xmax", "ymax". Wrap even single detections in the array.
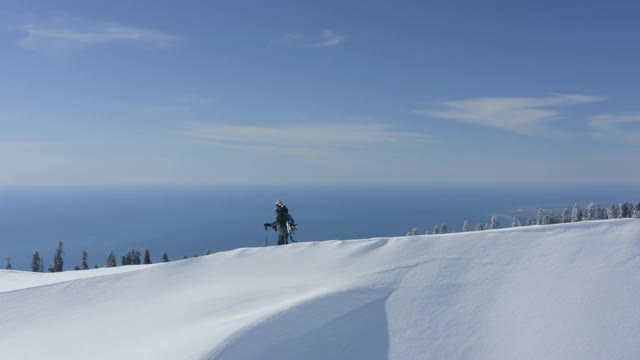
[{"xmin": 264, "ymin": 201, "xmax": 296, "ymax": 245}]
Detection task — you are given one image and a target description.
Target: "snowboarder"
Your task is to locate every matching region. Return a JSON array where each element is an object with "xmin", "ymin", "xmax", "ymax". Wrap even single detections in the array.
[{"xmin": 264, "ymin": 201, "xmax": 296, "ymax": 245}]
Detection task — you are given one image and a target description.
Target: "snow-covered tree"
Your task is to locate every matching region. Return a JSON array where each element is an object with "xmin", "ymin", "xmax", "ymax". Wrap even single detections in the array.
[
  {"xmin": 205, "ymin": 250, "xmax": 211, "ymax": 255},
  {"xmin": 81, "ymin": 250, "xmax": 89, "ymax": 270},
  {"xmin": 53, "ymin": 240, "xmax": 64, "ymax": 272},
  {"xmin": 609, "ymin": 203, "xmax": 620, "ymax": 219},
  {"xmin": 596, "ymin": 203, "xmax": 607, "ymax": 220},
  {"xmin": 433, "ymin": 225, "xmax": 439, "ymax": 235},
  {"xmin": 490, "ymin": 216, "xmax": 500, "ymax": 229},
  {"xmin": 440, "ymin": 224, "xmax": 448, "ymax": 234},
  {"xmin": 407, "ymin": 228, "xmax": 418, "ymax": 236},
  {"xmin": 162, "ymin": 252, "xmax": 169, "ymax": 263},
  {"xmin": 536, "ymin": 209, "xmax": 543, "ymax": 225},
  {"xmin": 635, "ymin": 201, "xmax": 640, "ymax": 218},
  {"xmin": 106, "ymin": 250, "xmax": 117, "ymax": 268},
  {"xmin": 462, "ymin": 221, "xmax": 469, "ymax": 232},
  {"xmin": 586, "ymin": 202, "xmax": 596, "ymax": 221},
  {"xmin": 571, "ymin": 204, "xmax": 582, "ymax": 222},
  {"xmin": 124, "ymin": 250, "xmax": 141, "ymax": 265},
  {"xmin": 527, "ymin": 218, "xmax": 534, "ymax": 226},
  {"xmin": 5, "ymin": 257, "xmax": 12, "ymax": 270},
  {"xmin": 144, "ymin": 249, "xmax": 152, "ymax": 265},
  {"xmin": 542, "ymin": 215, "xmax": 550, "ymax": 225},
  {"xmin": 31, "ymin": 251, "xmax": 41, "ymax": 272},
  {"xmin": 561, "ymin": 208, "xmax": 570, "ymax": 223},
  {"xmin": 475, "ymin": 223, "xmax": 483, "ymax": 231},
  {"xmin": 620, "ymin": 202, "xmax": 632, "ymax": 218},
  {"xmin": 512, "ymin": 216, "xmax": 520, "ymax": 227}
]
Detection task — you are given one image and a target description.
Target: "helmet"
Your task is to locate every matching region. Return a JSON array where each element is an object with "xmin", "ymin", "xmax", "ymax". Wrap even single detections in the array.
[{"xmin": 275, "ymin": 201, "xmax": 285, "ymax": 208}]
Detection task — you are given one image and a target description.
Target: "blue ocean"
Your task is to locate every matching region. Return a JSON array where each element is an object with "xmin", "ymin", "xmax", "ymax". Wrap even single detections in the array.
[{"xmin": 1, "ymin": 185, "xmax": 638, "ymax": 270}]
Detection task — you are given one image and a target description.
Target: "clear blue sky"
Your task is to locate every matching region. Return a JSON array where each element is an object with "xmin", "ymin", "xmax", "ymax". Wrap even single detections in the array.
[{"xmin": 1, "ymin": 0, "xmax": 639, "ymax": 185}]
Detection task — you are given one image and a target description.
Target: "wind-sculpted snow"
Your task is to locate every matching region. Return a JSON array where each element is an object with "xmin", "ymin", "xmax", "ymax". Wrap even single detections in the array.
[{"xmin": 1, "ymin": 219, "xmax": 639, "ymax": 359}]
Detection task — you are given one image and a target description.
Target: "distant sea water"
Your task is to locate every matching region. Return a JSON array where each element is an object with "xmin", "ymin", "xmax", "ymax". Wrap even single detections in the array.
[{"xmin": 0, "ymin": 185, "xmax": 638, "ymax": 271}]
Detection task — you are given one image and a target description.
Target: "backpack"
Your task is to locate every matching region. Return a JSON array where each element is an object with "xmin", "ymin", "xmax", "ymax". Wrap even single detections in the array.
[{"xmin": 281, "ymin": 206, "xmax": 298, "ymax": 239}]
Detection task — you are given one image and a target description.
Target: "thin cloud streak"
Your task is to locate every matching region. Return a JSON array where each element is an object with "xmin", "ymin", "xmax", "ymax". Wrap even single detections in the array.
[
  {"xmin": 183, "ymin": 123, "xmax": 425, "ymax": 153},
  {"xmin": 18, "ymin": 22, "xmax": 176, "ymax": 51},
  {"xmin": 419, "ymin": 94, "xmax": 605, "ymax": 136},
  {"xmin": 278, "ymin": 29, "xmax": 345, "ymax": 48},
  {"xmin": 589, "ymin": 113, "xmax": 640, "ymax": 142},
  {"xmin": 313, "ymin": 29, "xmax": 345, "ymax": 47}
]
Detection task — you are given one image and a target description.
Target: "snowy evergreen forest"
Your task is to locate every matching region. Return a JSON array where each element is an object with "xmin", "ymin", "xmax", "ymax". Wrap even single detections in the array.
[{"xmin": 410, "ymin": 200, "xmax": 640, "ymax": 235}]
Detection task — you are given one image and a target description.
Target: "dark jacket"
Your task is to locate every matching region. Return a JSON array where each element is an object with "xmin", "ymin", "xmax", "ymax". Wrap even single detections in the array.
[{"xmin": 272, "ymin": 206, "xmax": 289, "ymax": 235}]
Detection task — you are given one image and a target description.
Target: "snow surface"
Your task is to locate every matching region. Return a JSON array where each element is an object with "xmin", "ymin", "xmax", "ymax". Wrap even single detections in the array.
[{"xmin": 1, "ymin": 219, "xmax": 639, "ymax": 359}]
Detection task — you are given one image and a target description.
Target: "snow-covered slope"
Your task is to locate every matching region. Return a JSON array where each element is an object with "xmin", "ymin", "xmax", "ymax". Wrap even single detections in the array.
[{"xmin": 1, "ymin": 219, "xmax": 639, "ymax": 360}]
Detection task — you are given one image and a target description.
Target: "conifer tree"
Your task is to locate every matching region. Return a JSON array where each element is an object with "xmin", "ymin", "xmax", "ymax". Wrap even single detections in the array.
[
  {"xmin": 205, "ymin": 250, "xmax": 211, "ymax": 255},
  {"xmin": 491, "ymin": 216, "xmax": 500, "ymax": 229},
  {"xmin": 433, "ymin": 225, "xmax": 439, "ymax": 234},
  {"xmin": 129, "ymin": 250, "xmax": 141, "ymax": 265},
  {"xmin": 475, "ymin": 223, "xmax": 483, "ymax": 231},
  {"xmin": 462, "ymin": 221, "xmax": 469, "ymax": 232},
  {"xmin": 542, "ymin": 215, "xmax": 550, "ymax": 225},
  {"xmin": 440, "ymin": 224, "xmax": 448, "ymax": 234},
  {"xmin": 94, "ymin": 265, "xmax": 98, "ymax": 269},
  {"xmin": 561, "ymin": 208, "xmax": 570, "ymax": 223},
  {"xmin": 121, "ymin": 255, "xmax": 127, "ymax": 266},
  {"xmin": 536, "ymin": 209, "xmax": 543, "ymax": 225},
  {"xmin": 596, "ymin": 203, "xmax": 606, "ymax": 220},
  {"xmin": 407, "ymin": 228, "xmax": 418, "ymax": 236},
  {"xmin": 81, "ymin": 250, "xmax": 89, "ymax": 270},
  {"xmin": 162, "ymin": 252, "xmax": 169, "ymax": 263},
  {"xmin": 47, "ymin": 264, "xmax": 54, "ymax": 272},
  {"xmin": 183, "ymin": 255, "xmax": 188, "ymax": 259},
  {"xmin": 586, "ymin": 202, "xmax": 596, "ymax": 220},
  {"xmin": 5, "ymin": 257, "xmax": 12, "ymax": 270},
  {"xmin": 571, "ymin": 204, "xmax": 582, "ymax": 222},
  {"xmin": 609, "ymin": 204, "xmax": 620, "ymax": 219},
  {"xmin": 144, "ymin": 250, "xmax": 152, "ymax": 265},
  {"xmin": 620, "ymin": 202, "xmax": 631, "ymax": 218},
  {"xmin": 527, "ymin": 218, "xmax": 534, "ymax": 226},
  {"xmin": 31, "ymin": 251, "xmax": 41, "ymax": 272},
  {"xmin": 106, "ymin": 250, "xmax": 117, "ymax": 268},
  {"xmin": 53, "ymin": 240, "xmax": 64, "ymax": 272},
  {"xmin": 512, "ymin": 217, "xmax": 520, "ymax": 227},
  {"xmin": 74, "ymin": 265, "xmax": 81, "ymax": 271}
]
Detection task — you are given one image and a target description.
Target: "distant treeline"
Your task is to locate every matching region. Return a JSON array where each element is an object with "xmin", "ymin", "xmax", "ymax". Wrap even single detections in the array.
[
  {"xmin": 5, "ymin": 241, "xmax": 213, "ymax": 272},
  {"xmin": 408, "ymin": 200, "xmax": 640, "ymax": 236}
]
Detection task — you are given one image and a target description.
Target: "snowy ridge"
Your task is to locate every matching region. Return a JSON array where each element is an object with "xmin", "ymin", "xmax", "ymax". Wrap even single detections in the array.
[{"xmin": 1, "ymin": 219, "xmax": 639, "ymax": 359}]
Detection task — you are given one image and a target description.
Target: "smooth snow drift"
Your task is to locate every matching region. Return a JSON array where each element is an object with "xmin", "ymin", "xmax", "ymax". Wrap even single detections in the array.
[{"xmin": 1, "ymin": 219, "xmax": 639, "ymax": 359}]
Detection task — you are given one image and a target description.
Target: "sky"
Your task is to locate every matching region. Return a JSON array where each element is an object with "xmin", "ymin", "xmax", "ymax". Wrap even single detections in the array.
[{"xmin": 1, "ymin": 0, "xmax": 639, "ymax": 185}]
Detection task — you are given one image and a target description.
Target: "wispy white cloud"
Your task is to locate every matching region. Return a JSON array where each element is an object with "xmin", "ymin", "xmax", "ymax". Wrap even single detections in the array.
[
  {"xmin": 278, "ymin": 33, "xmax": 302, "ymax": 43},
  {"xmin": 277, "ymin": 29, "xmax": 345, "ymax": 48},
  {"xmin": 18, "ymin": 21, "xmax": 176, "ymax": 51},
  {"xmin": 418, "ymin": 94, "xmax": 605, "ymax": 136},
  {"xmin": 183, "ymin": 123, "xmax": 424, "ymax": 153},
  {"xmin": 589, "ymin": 113, "xmax": 640, "ymax": 142},
  {"xmin": 313, "ymin": 29, "xmax": 345, "ymax": 47},
  {"xmin": 172, "ymin": 94, "xmax": 214, "ymax": 106}
]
